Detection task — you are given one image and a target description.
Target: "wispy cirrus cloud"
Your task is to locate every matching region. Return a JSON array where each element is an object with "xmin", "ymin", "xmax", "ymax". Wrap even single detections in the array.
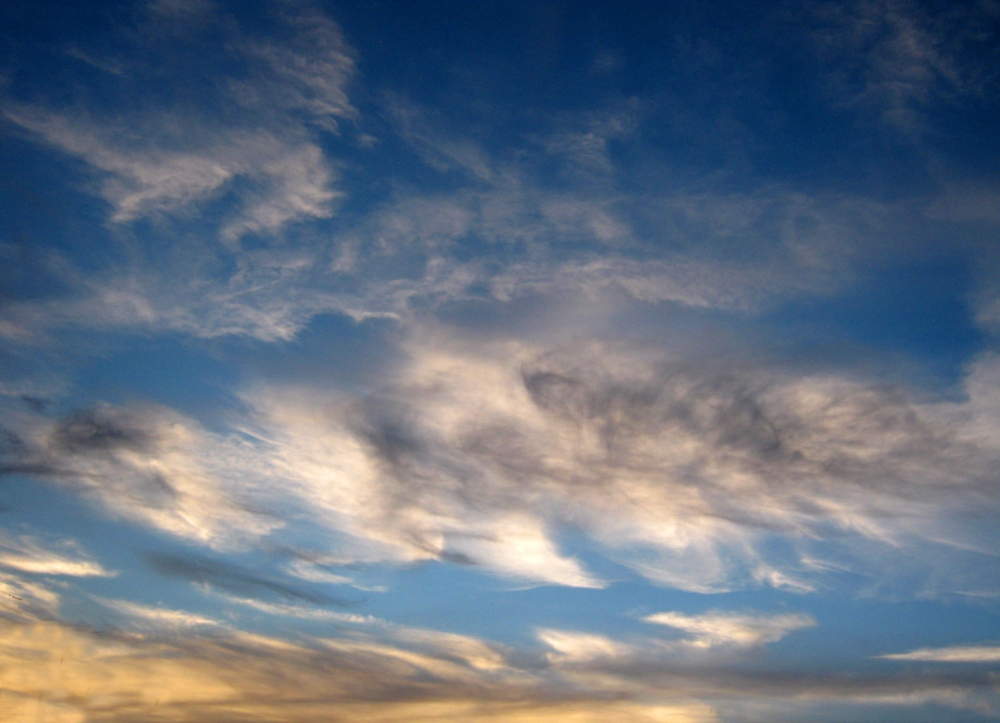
[
  {"xmin": 3, "ymin": 1, "xmax": 354, "ymax": 239},
  {"xmin": 3, "ymin": 612, "xmax": 997, "ymax": 723},
  {"xmin": 6, "ymin": 337, "xmax": 1000, "ymax": 595},
  {"xmin": 0, "ymin": 73, "xmax": 927, "ymax": 347},
  {"xmin": 880, "ymin": 644, "xmax": 1000, "ymax": 662},
  {"xmin": 219, "ymin": 338, "xmax": 1000, "ymax": 594},
  {"xmin": 0, "ymin": 532, "xmax": 115, "ymax": 577},
  {"xmin": 811, "ymin": 0, "xmax": 1000, "ymax": 131},
  {"xmin": 1, "ymin": 403, "xmax": 282, "ymax": 547},
  {"xmin": 96, "ymin": 597, "xmax": 221, "ymax": 629},
  {"xmin": 644, "ymin": 610, "xmax": 815, "ymax": 648}
]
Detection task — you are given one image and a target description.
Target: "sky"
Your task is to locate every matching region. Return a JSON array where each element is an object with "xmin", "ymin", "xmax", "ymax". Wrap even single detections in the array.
[{"xmin": 2, "ymin": 0, "xmax": 1000, "ymax": 721}]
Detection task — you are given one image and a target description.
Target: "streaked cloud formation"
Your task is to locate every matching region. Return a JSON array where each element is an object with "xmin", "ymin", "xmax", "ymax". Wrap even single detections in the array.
[
  {"xmin": 0, "ymin": 533, "xmax": 114, "ymax": 577},
  {"xmin": 644, "ymin": 610, "xmax": 815, "ymax": 648},
  {"xmin": 5, "ymin": 1, "xmax": 353, "ymax": 237},
  {"xmin": 880, "ymin": 645, "xmax": 1000, "ymax": 663},
  {"xmin": 2, "ymin": 0, "xmax": 1000, "ymax": 721}
]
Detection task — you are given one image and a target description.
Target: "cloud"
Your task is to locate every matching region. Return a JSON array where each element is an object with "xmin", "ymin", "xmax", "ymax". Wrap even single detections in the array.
[
  {"xmin": 245, "ymin": 354, "xmax": 604, "ymax": 588},
  {"xmin": 537, "ymin": 629, "xmax": 634, "ymax": 662},
  {"xmin": 0, "ymin": 63, "xmax": 916, "ymax": 347},
  {"xmin": 811, "ymin": 0, "xmax": 999, "ymax": 131},
  {"xmin": 2, "ymin": 402, "xmax": 283, "ymax": 548},
  {"xmin": 6, "ymin": 336, "xmax": 1000, "ymax": 595},
  {"xmin": 0, "ymin": 591, "xmax": 998, "ymax": 722},
  {"xmin": 3, "ymin": 1, "xmax": 354, "ymax": 239},
  {"xmin": 0, "ymin": 533, "xmax": 115, "ymax": 577},
  {"xmin": 880, "ymin": 644, "xmax": 1000, "ymax": 662},
  {"xmin": 97, "ymin": 597, "xmax": 221, "ymax": 629},
  {"xmin": 240, "ymin": 339, "xmax": 1000, "ymax": 593},
  {"xmin": 643, "ymin": 611, "xmax": 815, "ymax": 648},
  {"xmin": 0, "ymin": 616, "xmax": 728, "ymax": 722},
  {"xmin": 220, "ymin": 594, "xmax": 375, "ymax": 624},
  {"xmin": 384, "ymin": 95, "xmax": 497, "ymax": 182},
  {"xmin": 145, "ymin": 552, "xmax": 350, "ymax": 606},
  {"xmin": 0, "ymin": 570, "xmax": 61, "ymax": 618}
]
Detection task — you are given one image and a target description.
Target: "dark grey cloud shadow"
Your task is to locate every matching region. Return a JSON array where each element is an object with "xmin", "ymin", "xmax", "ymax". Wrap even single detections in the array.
[
  {"xmin": 145, "ymin": 552, "xmax": 359, "ymax": 607},
  {"xmin": 51, "ymin": 406, "xmax": 156, "ymax": 455}
]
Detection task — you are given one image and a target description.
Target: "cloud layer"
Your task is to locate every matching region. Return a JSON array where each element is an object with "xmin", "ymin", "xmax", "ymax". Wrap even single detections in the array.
[
  {"xmin": 7, "ymin": 339, "xmax": 1000, "ymax": 595},
  {"xmin": 3, "ymin": 1, "xmax": 1000, "ymax": 721}
]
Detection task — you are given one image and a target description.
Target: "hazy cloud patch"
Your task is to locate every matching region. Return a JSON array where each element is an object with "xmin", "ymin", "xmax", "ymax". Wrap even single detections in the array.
[{"xmin": 812, "ymin": 0, "xmax": 1000, "ymax": 131}]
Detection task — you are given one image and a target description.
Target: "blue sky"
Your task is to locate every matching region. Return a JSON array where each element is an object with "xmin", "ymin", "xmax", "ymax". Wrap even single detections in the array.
[{"xmin": 2, "ymin": 1, "xmax": 1000, "ymax": 721}]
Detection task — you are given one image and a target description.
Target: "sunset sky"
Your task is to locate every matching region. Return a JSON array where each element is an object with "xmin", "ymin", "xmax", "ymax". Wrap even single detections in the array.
[{"xmin": 2, "ymin": 1, "xmax": 1000, "ymax": 721}]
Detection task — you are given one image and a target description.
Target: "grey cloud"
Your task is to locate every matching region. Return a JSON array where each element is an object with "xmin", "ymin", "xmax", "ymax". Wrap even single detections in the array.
[
  {"xmin": 51, "ymin": 406, "xmax": 157, "ymax": 456},
  {"xmin": 144, "ymin": 552, "xmax": 352, "ymax": 606},
  {"xmin": 812, "ymin": 0, "xmax": 999, "ymax": 132},
  {"xmin": 0, "ymin": 402, "xmax": 283, "ymax": 547}
]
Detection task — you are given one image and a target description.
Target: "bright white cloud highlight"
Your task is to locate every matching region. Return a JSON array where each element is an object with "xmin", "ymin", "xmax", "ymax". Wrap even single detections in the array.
[
  {"xmin": 235, "ymin": 340, "xmax": 1000, "ymax": 593},
  {"xmin": 537, "ymin": 629, "xmax": 633, "ymax": 662},
  {"xmin": 644, "ymin": 611, "xmax": 815, "ymax": 648},
  {"xmin": 8, "ymin": 342, "xmax": 1000, "ymax": 594},
  {"xmin": 880, "ymin": 645, "xmax": 1000, "ymax": 662},
  {"xmin": 0, "ymin": 533, "xmax": 115, "ymax": 577},
  {"xmin": 98, "ymin": 598, "xmax": 220, "ymax": 629},
  {"xmin": 7, "ymin": 403, "xmax": 283, "ymax": 548}
]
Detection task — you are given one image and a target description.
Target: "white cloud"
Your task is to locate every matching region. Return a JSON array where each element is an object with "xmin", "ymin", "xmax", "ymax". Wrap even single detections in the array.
[
  {"xmin": 537, "ymin": 629, "xmax": 634, "ymax": 662},
  {"xmin": 880, "ymin": 644, "xmax": 1000, "ymax": 662},
  {"xmin": 1, "ymin": 64, "xmax": 911, "ymax": 346},
  {"xmin": 8, "ymin": 339, "xmax": 1000, "ymax": 593},
  {"xmin": 0, "ymin": 533, "xmax": 115, "ymax": 578},
  {"xmin": 3, "ymin": 2, "xmax": 353, "ymax": 239},
  {"xmin": 0, "ymin": 570, "xmax": 61, "ymax": 617},
  {"xmin": 248, "ymin": 381, "xmax": 602, "ymax": 587},
  {"xmin": 237, "ymin": 340, "xmax": 1000, "ymax": 593},
  {"xmin": 236, "ymin": 5, "xmax": 356, "ymax": 131},
  {"xmin": 644, "ymin": 611, "xmax": 815, "ymax": 648},
  {"xmin": 97, "ymin": 598, "xmax": 221, "ymax": 629},
  {"xmin": 284, "ymin": 559, "xmax": 355, "ymax": 586},
  {"xmin": 216, "ymin": 594, "xmax": 375, "ymax": 624}
]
